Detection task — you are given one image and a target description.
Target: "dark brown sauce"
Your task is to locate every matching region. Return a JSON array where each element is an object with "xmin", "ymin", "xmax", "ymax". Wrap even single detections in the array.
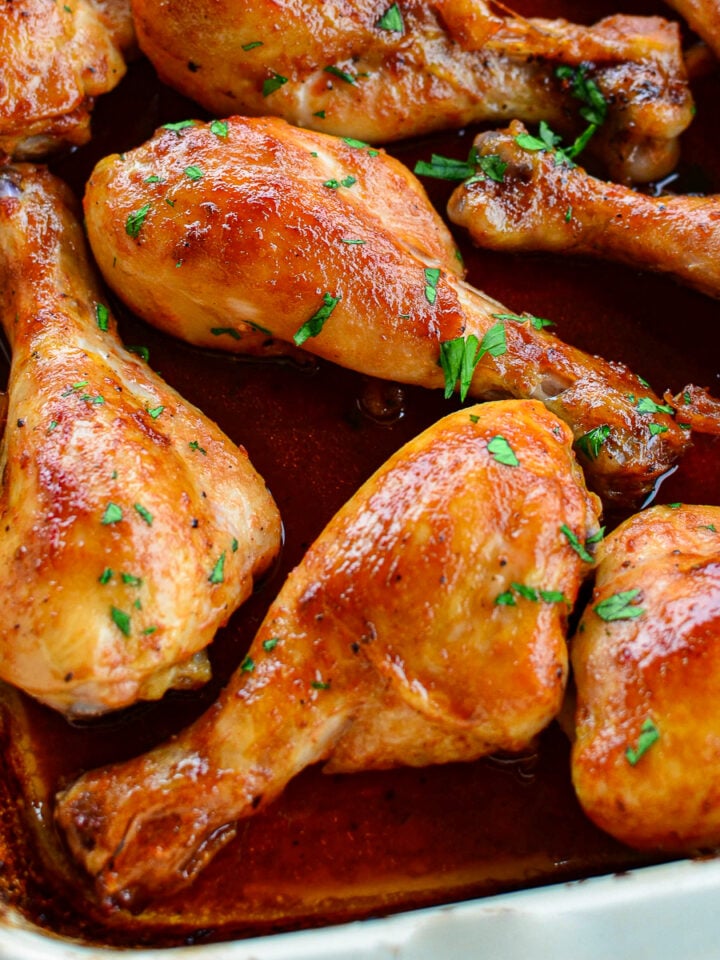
[{"xmin": 1, "ymin": 0, "xmax": 720, "ymax": 946}]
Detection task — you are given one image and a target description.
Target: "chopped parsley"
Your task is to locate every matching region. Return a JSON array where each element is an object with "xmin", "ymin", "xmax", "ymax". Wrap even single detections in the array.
[
  {"xmin": 263, "ymin": 637, "xmax": 279, "ymax": 651},
  {"xmin": 594, "ymin": 589, "xmax": 645, "ymax": 622},
  {"xmin": 625, "ymin": 718, "xmax": 659, "ymax": 766},
  {"xmin": 439, "ymin": 323, "xmax": 506, "ymax": 401},
  {"xmin": 125, "ymin": 204, "xmax": 151, "ymax": 239},
  {"xmin": 147, "ymin": 405, "xmax": 164, "ymax": 419},
  {"xmin": 184, "ymin": 165, "xmax": 204, "ymax": 181},
  {"xmin": 560, "ymin": 524, "xmax": 594, "ymax": 563},
  {"xmin": 487, "ymin": 434, "xmax": 519, "ymax": 467},
  {"xmin": 99, "ymin": 567, "xmax": 113, "ymax": 584},
  {"xmin": 127, "ymin": 345, "xmax": 150, "ymax": 361},
  {"xmin": 134, "ymin": 503, "xmax": 153, "ymax": 526},
  {"xmin": 294, "ymin": 292, "xmax": 341, "ymax": 345},
  {"xmin": 414, "ymin": 154, "xmax": 475, "ymax": 181},
  {"xmin": 649, "ymin": 423, "xmax": 669, "ymax": 436},
  {"xmin": 377, "ymin": 3, "xmax": 404, "ymax": 31},
  {"xmin": 556, "ymin": 64, "xmax": 607, "ymax": 127},
  {"xmin": 121, "ymin": 572, "xmax": 142, "ymax": 586},
  {"xmin": 263, "ymin": 73, "xmax": 288, "ymax": 97},
  {"xmin": 492, "ymin": 311, "xmax": 554, "ymax": 331},
  {"xmin": 636, "ymin": 397, "xmax": 674, "ymax": 415},
  {"xmin": 210, "ymin": 327, "xmax": 241, "ymax": 340},
  {"xmin": 242, "ymin": 41, "xmax": 264, "ymax": 52},
  {"xmin": 101, "ymin": 503, "xmax": 123, "ymax": 525},
  {"xmin": 189, "ymin": 440, "xmax": 207, "ymax": 455},
  {"xmin": 576, "ymin": 424, "xmax": 610, "ymax": 460},
  {"xmin": 468, "ymin": 154, "xmax": 507, "ymax": 184},
  {"xmin": 95, "ymin": 303, "xmax": 110, "ymax": 331},
  {"xmin": 209, "ymin": 552, "xmax": 226, "ymax": 584},
  {"xmin": 210, "ymin": 119, "xmax": 229, "ymax": 137},
  {"xmin": 324, "ymin": 65, "xmax": 356, "ymax": 84},
  {"xmin": 163, "ymin": 120, "xmax": 195, "ymax": 133},
  {"xmin": 240, "ymin": 655, "xmax": 255, "ymax": 672},
  {"xmin": 110, "ymin": 606, "xmax": 131, "ymax": 637},
  {"xmin": 424, "ymin": 267, "xmax": 441, "ymax": 305},
  {"xmin": 311, "ymin": 678, "xmax": 331, "ymax": 690}
]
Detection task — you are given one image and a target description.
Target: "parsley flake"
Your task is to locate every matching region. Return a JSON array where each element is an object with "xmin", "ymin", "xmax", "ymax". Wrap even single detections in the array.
[
  {"xmin": 263, "ymin": 637, "xmax": 279, "ymax": 651},
  {"xmin": 210, "ymin": 326, "xmax": 241, "ymax": 340},
  {"xmin": 110, "ymin": 606, "xmax": 131, "ymax": 637},
  {"xmin": 125, "ymin": 204, "xmax": 151, "ymax": 239},
  {"xmin": 594, "ymin": 589, "xmax": 645, "ymax": 622},
  {"xmin": 294, "ymin": 292, "xmax": 341, "ymax": 345},
  {"xmin": 240, "ymin": 655, "xmax": 255, "ymax": 672},
  {"xmin": 263, "ymin": 73, "xmax": 288, "ymax": 97},
  {"xmin": 424, "ymin": 267, "xmax": 441, "ymax": 305},
  {"xmin": 189, "ymin": 440, "xmax": 207, "ymax": 455},
  {"xmin": 560, "ymin": 524, "xmax": 594, "ymax": 563},
  {"xmin": 99, "ymin": 567, "xmax": 113, "ymax": 584},
  {"xmin": 134, "ymin": 503, "xmax": 153, "ymax": 526},
  {"xmin": 625, "ymin": 718, "xmax": 659, "ymax": 766},
  {"xmin": 494, "ymin": 590, "xmax": 516, "ymax": 606},
  {"xmin": 242, "ymin": 41, "xmax": 264, "ymax": 51},
  {"xmin": 414, "ymin": 154, "xmax": 475, "ymax": 181},
  {"xmin": 184, "ymin": 165, "xmax": 204, "ymax": 181},
  {"xmin": 636, "ymin": 397, "xmax": 674, "ymax": 415},
  {"xmin": 95, "ymin": 303, "xmax": 109, "ymax": 331},
  {"xmin": 163, "ymin": 120, "xmax": 195, "ymax": 133},
  {"xmin": 377, "ymin": 3, "xmax": 404, "ymax": 31},
  {"xmin": 492, "ymin": 312, "xmax": 554, "ymax": 331},
  {"xmin": 439, "ymin": 335, "xmax": 480, "ymax": 401},
  {"xmin": 147, "ymin": 405, "xmax": 164, "ymax": 419},
  {"xmin": 487, "ymin": 434, "xmax": 519, "ymax": 467},
  {"xmin": 210, "ymin": 119, "xmax": 229, "ymax": 138},
  {"xmin": 209, "ymin": 552, "xmax": 226, "ymax": 584},
  {"xmin": 576, "ymin": 424, "xmax": 610, "ymax": 460},
  {"xmin": 324, "ymin": 65, "xmax": 356, "ymax": 84},
  {"xmin": 101, "ymin": 503, "xmax": 123, "ymax": 525}
]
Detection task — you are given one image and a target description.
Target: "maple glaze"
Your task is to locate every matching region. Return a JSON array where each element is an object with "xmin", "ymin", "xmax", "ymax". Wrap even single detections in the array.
[{"xmin": 0, "ymin": 0, "xmax": 719, "ymax": 946}]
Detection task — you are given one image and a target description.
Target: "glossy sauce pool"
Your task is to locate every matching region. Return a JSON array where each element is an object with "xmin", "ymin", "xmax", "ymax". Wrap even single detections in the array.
[{"xmin": 1, "ymin": 0, "xmax": 720, "ymax": 946}]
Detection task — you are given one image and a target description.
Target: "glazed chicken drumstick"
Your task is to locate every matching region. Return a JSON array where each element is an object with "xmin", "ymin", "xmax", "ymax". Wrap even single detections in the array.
[
  {"xmin": 57, "ymin": 399, "xmax": 602, "ymax": 905},
  {"xmin": 0, "ymin": 0, "xmax": 133, "ymax": 160},
  {"xmin": 130, "ymin": 0, "xmax": 693, "ymax": 184},
  {"xmin": 83, "ymin": 116, "xmax": 689, "ymax": 508},
  {"xmin": 572, "ymin": 504, "xmax": 720, "ymax": 851},
  {"xmin": 447, "ymin": 121, "xmax": 720, "ymax": 301},
  {"xmin": 0, "ymin": 164, "xmax": 281, "ymax": 716}
]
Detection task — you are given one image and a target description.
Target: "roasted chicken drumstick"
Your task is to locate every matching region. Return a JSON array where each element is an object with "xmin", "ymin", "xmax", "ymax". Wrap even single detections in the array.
[
  {"xmin": 0, "ymin": 164, "xmax": 281, "ymax": 716},
  {"xmin": 572, "ymin": 504, "xmax": 720, "ymax": 851},
  {"xmin": 448, "ymin": 121, "xmax": 720, "ymax": 301},
  {"xmin": 57, "ymin": 399, "xmax": 601, "ymax": 904},
  {"xmin": 129, "ymin": 0, "xmax": 693, "ymax": 183},
  {"xmin": 83, "ymin": 116, "xmax": 689, "ymax": 507},
  {"xmin": 0, "ymin": 0, "xmax": 132, "ymax": 160}
]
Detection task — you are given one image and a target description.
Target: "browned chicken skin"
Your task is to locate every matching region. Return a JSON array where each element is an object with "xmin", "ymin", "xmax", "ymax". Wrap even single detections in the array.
[
  {"xmin": 447, "ymin": 120, "xmax": 720, "ymax": 300},
  {"xmin": 56, "ymin": 399, "xmax": 602, "ymax": 905},
  {"xmin": 0, "ymin": 0, "xmax": 132, "ymax": 160},
  {"xmin": 82, "ymin": 116, "xmax": 689, "ymax": 508},
  {"xmin": 572, "ymin": 504, "xmax": 720, "ymax": 851},
  {"xmin": 665, "ymin": 0, "xmax": 720, "ymax": 59},
  {"xmin": 0, "ymin": 164, "xmax": 282, "ymax": 715},
  {"xmin": 129, "ymin": 0, "xmax": 693, "ymax": 183}
]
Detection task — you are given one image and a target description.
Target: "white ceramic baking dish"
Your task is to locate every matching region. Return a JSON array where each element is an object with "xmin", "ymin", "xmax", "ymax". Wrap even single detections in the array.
[{"xmin": 2, "ymin": 856, "xmax": 720, "ymax": 959}]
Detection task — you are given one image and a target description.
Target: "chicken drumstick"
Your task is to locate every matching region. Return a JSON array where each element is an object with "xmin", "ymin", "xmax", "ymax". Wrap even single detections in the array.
[
  {"xmin": 447, "ymin": 120, "xmax": 720, "ymax": 301},
  {"xmin": 0, "ymin": 0, "xmax": 132, "ymax": 160},
  {"xmin": 572, "ymin": 504, "xmax": 720, "ymax": 851},
  {"xmin": 56, "ymin": 399, "xmax": 601, "ymax": 905},
  {"xmin": 130, "ymin": 0, "xmax": 693, "ymax": 183},
  {"xmin": 83, "ymin": 116, "xmax": 689, "ymax": 507},
  {"xmin": 0, "ymin": 164, "xmax": 281, "ymax": 715}
]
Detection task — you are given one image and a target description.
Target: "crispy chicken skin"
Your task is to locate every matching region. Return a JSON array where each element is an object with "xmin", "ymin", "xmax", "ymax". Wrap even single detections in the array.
[
  {"xmin": 572, "ymin": 504, "xmax": 720, "ymax": 851},
  {"xmin": 82, "ymin": 116, "xmax": 689, "ymax": 508},
  {"xmin": 56, "ymin": 399, "xmax": 601, "ymax": 905},
  {"xmin": 448, "ymin": 120, "xmax": 720, "ymax": 301},
  {"xmin": 0, "ymin": 0, "xmax": 130, "ymax": 160},
  {"xmin": 0, "ymin": 164, "xmax": 281, "ymax": 716},
  {"xmin": 129, "ymin": 0, "xmax": 693, "ymax": 184}
]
